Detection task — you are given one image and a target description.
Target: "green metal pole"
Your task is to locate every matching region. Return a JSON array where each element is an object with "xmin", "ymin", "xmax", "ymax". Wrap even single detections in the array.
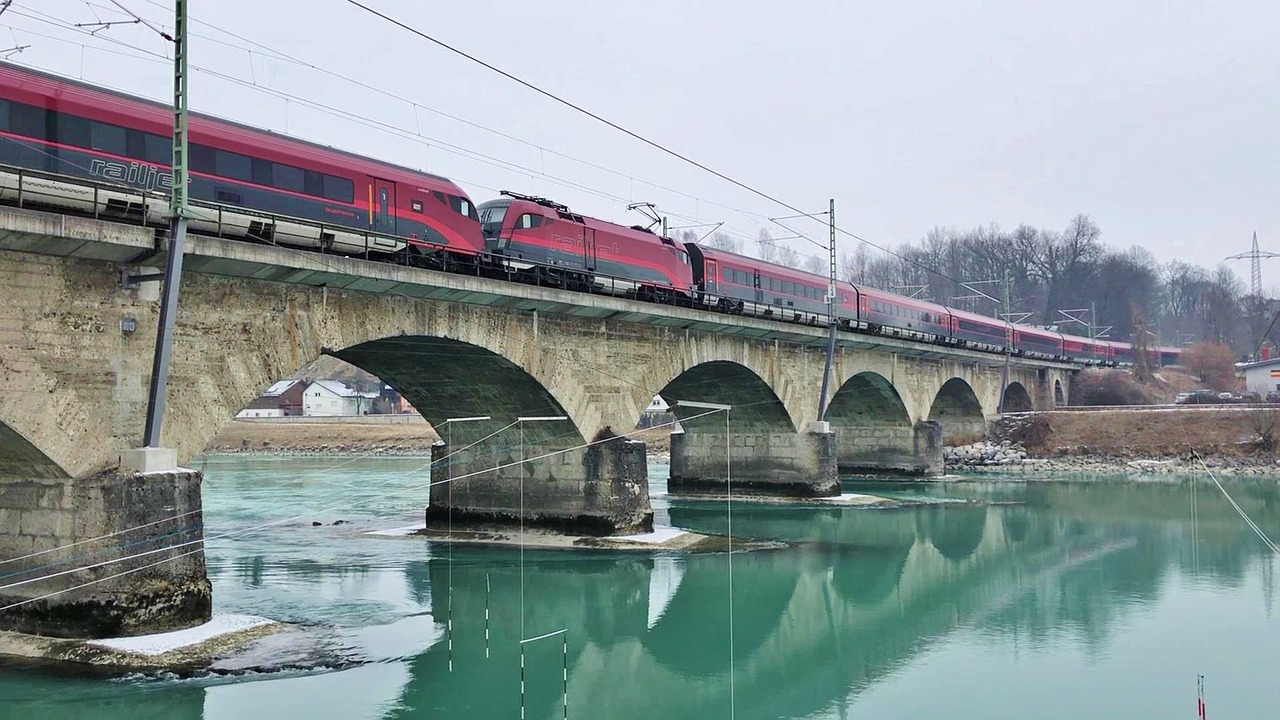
[
  {"xmin": 816, "ymin": 198, "xmax": 837, "ymax": 420},
  {"xmin": 142, "ymin": 0, "xmax": 189, "ymax": 447}
]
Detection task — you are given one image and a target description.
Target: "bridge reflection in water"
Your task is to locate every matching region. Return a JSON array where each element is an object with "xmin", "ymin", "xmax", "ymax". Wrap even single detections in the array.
[
  {"xmin": 0, "ymin": 473, "xmax": 1275, "ymax": 720},
  {"xmin": 394, "ymin": 480, "xmax": 1277, "ymax": 720}
]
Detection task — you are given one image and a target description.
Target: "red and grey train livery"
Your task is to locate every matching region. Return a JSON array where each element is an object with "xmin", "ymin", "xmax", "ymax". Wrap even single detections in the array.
[
  {"xmin": 477, "ymin": 191, "xmax": 693, "ymax": 300},
  {"xmin": 0, "ymin": 62, "xmax": 484, "ymax": 266},
  {"xmin": 0, "ymin": 62, "xmax": 1180, "ymax": 368},
  {"xmin": 683, "ymin": 249, "xmax": 1181, "ymax": 365}
]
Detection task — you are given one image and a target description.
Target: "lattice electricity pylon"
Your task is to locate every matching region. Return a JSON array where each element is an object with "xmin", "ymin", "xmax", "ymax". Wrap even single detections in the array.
[{"xmin": 1225, "ymin": 232, "xmax": 1277, "ymax": 298}]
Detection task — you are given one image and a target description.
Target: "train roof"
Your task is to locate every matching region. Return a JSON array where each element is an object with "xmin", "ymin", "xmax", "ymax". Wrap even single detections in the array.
[
  {"xmin": 0, "ymin": 62, "xmax": 464, "ymax": 194},
  {"xmin": 946, "ymin": 306, "xmax": 1011, "ymax": 327},
  {"xmin": 491, "ymin": 193, "xmax": 683, "ymax": 248},
  {"xmin": 857, "ymin": 285, "xmax": 952, "ymax": 315},
  {"xmin": 1058, "ymin": 331, "xmax": 1110, "ymax": 346},
  {"xmin": 690, "ymin": 245, "xmax": 835, "ymax": 285}
]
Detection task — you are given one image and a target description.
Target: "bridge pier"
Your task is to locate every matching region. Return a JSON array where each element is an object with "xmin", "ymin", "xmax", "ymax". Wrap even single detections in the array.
[
  {"xmin": 835, "ymin": 420, "xmax": 943, "ymax": 476},
  {"xmin": 425, "ymin": 425, "xmax": 652, "ymax": 536},
  {"xmin": 669, "ymin": 425, "xmax": 839, "ymax": 497},
  {"xmin": 0, "ymin": 464, "xmax": 211, "ymax": 639}
]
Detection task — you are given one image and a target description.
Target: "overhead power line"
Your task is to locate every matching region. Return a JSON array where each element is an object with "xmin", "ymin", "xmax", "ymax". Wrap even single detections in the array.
[
  {"xmin": 8, "ymin": 6, "xmax": 783, "ymax": 255},
  {"xmin": 339, "ymin": 0, "xmax": 1010, "ymax": 301}
]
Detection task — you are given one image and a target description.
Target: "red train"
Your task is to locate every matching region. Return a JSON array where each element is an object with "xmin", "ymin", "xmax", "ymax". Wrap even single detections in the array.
[
  {"xmin": 0, "ymin": 63, "xmax": 1180, "ymax": 368},
  {"xmin": 0, "ymin": 62, "xmax": 484, "ymax": 268},
  {"xmin": 478, "ymin": 191, "xmax": 693, "ymax": 301}
]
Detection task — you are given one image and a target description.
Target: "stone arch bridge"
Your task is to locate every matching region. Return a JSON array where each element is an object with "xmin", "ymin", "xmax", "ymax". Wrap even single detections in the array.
[
  {"xmin": 0, "ymin": 206, "xmax": 1072, "ymax": 635},
  {"xmin": 0, "ymin": 207, "xmax": 1071, "ymax": 524}
]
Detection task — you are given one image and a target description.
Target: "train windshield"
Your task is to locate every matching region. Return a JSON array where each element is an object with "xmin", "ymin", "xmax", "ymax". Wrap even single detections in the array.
[{"xmin": 478, "ymin": 200, "xmax": 510, "ymax": 239}]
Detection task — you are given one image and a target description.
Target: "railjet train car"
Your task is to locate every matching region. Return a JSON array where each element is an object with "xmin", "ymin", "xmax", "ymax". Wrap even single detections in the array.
[{"xmin": 0, "ymin": 62, "xmax": 1179, "ymax": 367}]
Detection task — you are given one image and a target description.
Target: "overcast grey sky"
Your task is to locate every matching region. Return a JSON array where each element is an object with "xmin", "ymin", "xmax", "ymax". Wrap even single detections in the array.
[{"xmin": 11, "ymin": 0, "xmax": 1277, "ymax": 275}]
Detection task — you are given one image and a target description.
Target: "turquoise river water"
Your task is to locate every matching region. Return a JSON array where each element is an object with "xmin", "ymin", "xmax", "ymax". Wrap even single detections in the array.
[{"xmin": 1, "ymin": 455, "xmax": 1278, "ymax": 719}]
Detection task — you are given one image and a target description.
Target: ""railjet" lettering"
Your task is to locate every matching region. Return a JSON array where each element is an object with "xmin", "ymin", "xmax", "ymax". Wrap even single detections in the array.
[{"xmin": 88, "ymin": 159, "xmax": 175, "ymax": 192}]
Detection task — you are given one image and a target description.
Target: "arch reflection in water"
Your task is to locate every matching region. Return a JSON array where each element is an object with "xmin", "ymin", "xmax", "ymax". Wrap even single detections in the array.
[{"xmin": 3, "ymin": 474, "xmax": 1279, "ymax": 720}]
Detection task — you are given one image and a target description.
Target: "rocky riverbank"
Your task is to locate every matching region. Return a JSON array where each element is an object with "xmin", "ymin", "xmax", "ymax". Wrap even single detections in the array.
[
  {"xmin": 946, "ymin": 439, "xmax": 1280, "ymax": 476},
  {"xmin": 205, "ymin": 419, "xmax": 674, "ymax": 458}
]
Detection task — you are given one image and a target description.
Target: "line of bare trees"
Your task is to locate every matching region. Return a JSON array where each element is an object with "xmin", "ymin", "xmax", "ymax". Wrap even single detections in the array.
[{"xmin": 688, "ymin": 215, "xmax": 1272, "ymax": 355}]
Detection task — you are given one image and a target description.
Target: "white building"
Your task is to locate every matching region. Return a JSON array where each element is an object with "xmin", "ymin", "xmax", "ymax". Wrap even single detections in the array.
[
  {"xmin": 235, "ymin": 407, "xmax": 283, "ymax": 418},
  {"xmin": 302, "ymin": 380, "xmax": 379, "ymax": 416},
  {"xmin": 1238, "ymin": 358, "xmax": 1280, "ymax": 397}
]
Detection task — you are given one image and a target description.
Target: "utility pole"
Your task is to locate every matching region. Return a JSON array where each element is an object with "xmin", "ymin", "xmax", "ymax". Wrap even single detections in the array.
[
  {"xmin": 999, "ymin": 270, "xmax": 1011, "ymax": 413},
  {"xmin": 141, "ymin": 0, "xmax": 188, "ymax": 450},
  {"xmin": 817, "ymin": 198, "xmax": 837, "ymax": 420}
]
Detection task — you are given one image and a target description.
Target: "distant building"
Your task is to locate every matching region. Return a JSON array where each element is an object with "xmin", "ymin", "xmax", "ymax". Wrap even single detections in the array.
[
  {"xmin": 236, "ymin": 379, "xmax": 306, "ymax": 418},
  {"xmin": 375, "ymin": 384, "xmax": 419, "ymax": 415},
  {"xmin": 637, "ymin": 395, "xmax": 677, "ymax": 429},
  {"xmin": 1238, "ymin": 358, "xmax": 1280, "ymax": 397},
  {"xmin": 302, "ymin": 380, "xmax": 379, "ymax": 416}
]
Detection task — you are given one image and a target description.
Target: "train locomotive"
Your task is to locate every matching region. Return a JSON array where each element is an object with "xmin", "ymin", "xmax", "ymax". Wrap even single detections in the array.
[{"xmin": 0, "ymin": 62, "xmax": 1180, "ymax": 368}]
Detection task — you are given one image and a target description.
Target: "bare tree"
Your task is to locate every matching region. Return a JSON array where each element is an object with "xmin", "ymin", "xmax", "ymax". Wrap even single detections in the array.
[
  {"xmin": 803, "ymin": 253, "xmax": 827, "ymax": 275},
  {"xmin": 703, "ymin": 231, "xmax": 740, "ymax": 254},
  {"xmin": 775, "ymin": 243, "xmax": 801, "ymax": 269},
  {"xmin": 756, "ymin": 228, "xmax": 778, "ymax": 263}
]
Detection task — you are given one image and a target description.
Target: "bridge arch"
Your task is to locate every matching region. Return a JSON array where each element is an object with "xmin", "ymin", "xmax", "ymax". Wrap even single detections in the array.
[
  {"xmin": 335, "ymin": 335, "xmax": 583, "ymax": 443},
  {"xmin": 928, "ymin": 378, "xmax": 987, "ymax": 445},
  {"xmin": 657, "ymin": 360, "xmax": 796, "ymax": 434},
  {"xmin": 0, "ymin": 420, "xmax": 70, "ymax": 482},
  {"xmin": 1000, "ymin": 381, "xmax": 1034, "ymax": 413},
  {"xmin": 824, "ymin": 371, "xmax": 919, "ymax": 473},
  {"xmin": 656, "ymin": 359, "xmax": 835, "ymax": 496}
]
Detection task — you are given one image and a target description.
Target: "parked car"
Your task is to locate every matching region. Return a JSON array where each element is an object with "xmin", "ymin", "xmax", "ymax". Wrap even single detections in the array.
[
  {"xmin": 1174, "ymin": 392, "xmax": 1194, "ymax": 404},
  {"xmin": 1188, "ymin": 390, "xmax": 1219, "ymax": 404},
  {"xmin": 1242, "ymin": 392, "xmax": 1262, "ymax": 403},
  {"xmin": 1218, "ymin": 392, "xmax": 1235, "ymax": 401},
  {"xmin": 1267, "ymin": 391, "xmax": 1280, "ymax": 404}
]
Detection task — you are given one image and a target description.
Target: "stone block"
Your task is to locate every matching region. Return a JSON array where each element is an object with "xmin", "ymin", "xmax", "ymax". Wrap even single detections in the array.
[
  {"xmin": 119, "ymin": 447, "xmax": 178, "ymax": 474},
  {"xmin": 18, "ymin": 509, "xmax": 69, "ymax": 537}
]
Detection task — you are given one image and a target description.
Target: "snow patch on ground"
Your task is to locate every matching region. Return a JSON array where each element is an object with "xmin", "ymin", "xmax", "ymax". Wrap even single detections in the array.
[
  {"xmin": 365, "ymin": 523, "xmax": 427, "ymax": 537},
  {"xmin": 604, "ymin": 526, "xmax": 688, "ymax": 545},
  {"xmin": 88, "ymin": 614, "xmax": 273, "ymax": 656}
]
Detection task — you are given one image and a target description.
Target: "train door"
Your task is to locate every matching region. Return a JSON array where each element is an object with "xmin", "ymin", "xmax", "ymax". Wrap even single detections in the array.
[
  {"xmin": 753, "ymin": 270, "xmax": 763, "ymax": 304},
  {"xmin": 370, "ymin": 177, "xmax": 396, "ymax": 235},
  {"xmin": 704, "ymin": 260, "xmax": 718, "ymax": 296},
  {"xmin": 582, "ymin": 226, "xmax": 597, "ymax": 271}
]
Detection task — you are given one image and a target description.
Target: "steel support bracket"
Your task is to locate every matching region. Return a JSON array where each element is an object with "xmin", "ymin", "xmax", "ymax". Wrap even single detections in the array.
[{"xmin": 123, "ymin": 266, "xmax": 166, "ymax": 289}]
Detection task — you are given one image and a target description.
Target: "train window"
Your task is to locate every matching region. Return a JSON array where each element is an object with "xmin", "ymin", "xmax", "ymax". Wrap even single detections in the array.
[
  {"xmin": 54, "ymin": 113, "xmax": 90, "ymax": 148},
  {"xmin": 251, "ymin": 158, "xmax": 273, "ymax": 186},
  {"xmin": 0, "ymin": 99, "xmax": 9, "ymax": 131},
  {"xmin": 783, "ymin": 281, "xmax": 794, "ymax": 295},
  {"xmin": 143, "ymin": 133, "xmax": 170, "ymax": 164},
  {"xmin": 215, "ymin": 150, "xmax": 252, "ymax": 181},
  {"xmin": 190, "ymin": 143, "xmax": 215, "ymax": 174},
  {"xmin": 304, "ymin": 170, "xmax": 324, "ymax": 197},
  {"xmin": 411, "ymin": 199, "xmax": 424, "ymax": 213},
  {"xmin": 273, "ymin": 163, "xmax": 305, "ymax": 193},
  {"xmin": 323, "ymin": 175, "xmax": 354, "ymax": 203},
  {"xmin": 10, "ymin": 103, "xmax": 49, "ymax": 140},
  {"xmin": 447, "ymin": 195, "xmax": 477, "ymax": 220},
  {"xmin": 124, "ymin": 129, "xmax": 150, "ymax": 161},
  {"xmin": 88, "ymin": 121, "xmax": 127, "ymax": 156},
  {"xmin": 515, "ymin": 213, "xmax": 542, "ymax": 229}
]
